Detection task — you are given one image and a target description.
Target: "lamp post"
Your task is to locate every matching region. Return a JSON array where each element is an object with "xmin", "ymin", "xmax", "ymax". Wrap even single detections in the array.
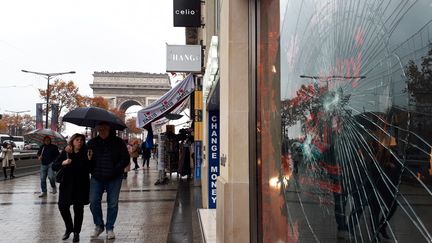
[
  {"xmin": 4, "ymin": 110, "xmax": 30, "ymax": 135},
  {"xmin": 22, "ymin": 70, "xmax": 75, "ymax": 129}
]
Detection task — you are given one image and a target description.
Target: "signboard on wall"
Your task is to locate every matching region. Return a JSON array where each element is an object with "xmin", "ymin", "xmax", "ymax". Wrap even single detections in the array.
[
  {"xmin": 173, "ymin": 0, "xmax": 201, "ymax": 27},
  {"xmin": 166, "ymin": 45, "xmax": 202, "ymax": 72},
  {"xmin": 195, "ymin": 140, "xmax": 202, "ymax": 179},
  {"xmin": 208, "ymin": 110, "xmax": 220, "ymax": 208}
]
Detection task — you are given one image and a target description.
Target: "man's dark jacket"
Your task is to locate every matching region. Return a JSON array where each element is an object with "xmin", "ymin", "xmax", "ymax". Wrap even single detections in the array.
[
  {"xmin": 37, "ymin": 144, "xmax": 60, "ymax": 165},
  {"xmin": 87, "ymin": 134, "xmax": 130, "ymax": 181}
]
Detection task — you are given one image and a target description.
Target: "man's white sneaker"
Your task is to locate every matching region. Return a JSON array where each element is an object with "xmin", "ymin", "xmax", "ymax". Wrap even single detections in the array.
[
  {"xmin": 91, "ymin": 226, "xmax": 104, "ymax": 238},
  {"xmin": 106, "ymin": 230, "xmax": 115, "ymax": 240},
  {"xmin": 38, "ymin": 192, "xmax": 47, "ymax": 198}
]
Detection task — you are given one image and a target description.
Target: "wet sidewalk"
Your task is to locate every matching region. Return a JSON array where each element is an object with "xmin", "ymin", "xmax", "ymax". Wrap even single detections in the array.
[{"xmin": 0, "ymin": 159, "xmax": 203, "ymax": 243}]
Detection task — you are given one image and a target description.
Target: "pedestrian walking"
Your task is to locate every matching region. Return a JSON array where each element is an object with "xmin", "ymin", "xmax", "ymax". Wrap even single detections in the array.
[
  {"xmin": 87, "ymin": 122, "xmax": 130, "ymax": 240},
  {"xmin": 130, "ymin": 140, "xmax": 140, "ymax": 170},
  {"xmin": 124, "ymin": 139, "xmax": 131, "ymax": 179},
  {"xmin": 1, "ymin": 143, "xmax": 16, "ymax": 180},
  {"xmin": 37, "ymin": 136, "xmax": 59, "ymax": 197},
  {"xmin": 52, "ymin": 133, "xmax": 90, "ymax": 242},
  {"xmin": 178, "ymin": 136, "xmax": 192, "ymax": 179},
  {"xmin": 141, "ymin": 126, "xmax": 153, "ymax": 169}
]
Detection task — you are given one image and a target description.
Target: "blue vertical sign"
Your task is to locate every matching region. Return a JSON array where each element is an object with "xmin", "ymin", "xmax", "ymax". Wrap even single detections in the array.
[
  {"xmin": 208, "ymin": 110, "xmax": 220, "ymax": 208},
  {"xmin": 195, "ymin": 141, "xmax": 202, "ymax": 179}
]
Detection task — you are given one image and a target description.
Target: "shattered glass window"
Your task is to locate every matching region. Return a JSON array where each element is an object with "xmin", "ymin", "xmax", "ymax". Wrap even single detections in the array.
[{"xmin": 274, "ymin": 0, "xmax": 432, "ymax": 242}]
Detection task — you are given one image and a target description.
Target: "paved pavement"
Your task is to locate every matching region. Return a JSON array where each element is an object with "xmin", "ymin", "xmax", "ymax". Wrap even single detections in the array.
[{"xmin": 0, "ymin": 158, "xmax": 203, "ymax": 243}]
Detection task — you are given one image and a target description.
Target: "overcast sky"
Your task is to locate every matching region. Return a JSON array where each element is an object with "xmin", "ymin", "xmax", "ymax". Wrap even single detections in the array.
[{"xmin": 0, "ymin": 0, "xmax": 184, "ymax": 135}]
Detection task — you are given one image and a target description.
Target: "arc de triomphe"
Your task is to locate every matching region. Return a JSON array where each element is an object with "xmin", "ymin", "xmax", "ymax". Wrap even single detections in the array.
[{"xmin": 90, "ymin": 72, "xmax": 171, "ymax": 111}]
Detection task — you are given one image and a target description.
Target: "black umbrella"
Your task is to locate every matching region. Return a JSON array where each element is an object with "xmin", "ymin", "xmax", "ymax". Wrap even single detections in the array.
[
  {"xmin": 164, "ymin": 113, "xmax": 183, "ymax": 120},
  {"xmin": 63, "ymin": 107, "xmax": 127, "ymax": 130}
]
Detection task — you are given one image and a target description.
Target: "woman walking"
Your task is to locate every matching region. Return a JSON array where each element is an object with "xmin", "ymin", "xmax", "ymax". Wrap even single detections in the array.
[
  {"xmin": 130, "ymin": 140, "xmax": 140, "ymax": 170},
  {"xmin": 52, "ymin": 134, "xmax": 91, "ymax": 242},
  {"xmin": 2, "ymin": 142, "xmax": 16, "ymax": 180}
]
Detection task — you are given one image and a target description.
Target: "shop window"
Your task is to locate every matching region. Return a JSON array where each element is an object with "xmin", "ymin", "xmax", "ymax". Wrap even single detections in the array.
[{"xmin": 258, "ymin": 0, "xmax": 432, "ymax": 242}]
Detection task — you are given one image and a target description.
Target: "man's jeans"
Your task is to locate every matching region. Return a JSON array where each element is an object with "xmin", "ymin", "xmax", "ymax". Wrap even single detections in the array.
[
  {"xmin": 40, "ymin": 163, "xmax": 56, "ymax": 193},
  {"xmin": 89, "ymin": 176, "xmax": 123, "ymax": 231}
]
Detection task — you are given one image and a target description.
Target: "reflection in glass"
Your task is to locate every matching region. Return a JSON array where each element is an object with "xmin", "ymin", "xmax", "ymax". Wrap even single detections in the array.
[{"xmin": 278, "ymin": 0, "xmax": 432, "ymax": 242}]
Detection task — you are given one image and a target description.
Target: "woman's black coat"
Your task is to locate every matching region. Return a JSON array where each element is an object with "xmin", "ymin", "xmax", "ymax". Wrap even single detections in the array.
[{"xmin": 52, "ymin": 148, "xmax": 90, "ymax": 206}]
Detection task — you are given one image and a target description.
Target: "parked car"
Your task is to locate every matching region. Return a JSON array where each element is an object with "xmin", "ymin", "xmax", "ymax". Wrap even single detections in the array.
[
  {"xmin": 12, "ymin": 136, "xmax": 25, "ymax": 150},
  {"xmin": 0, "ymin": 134, "xmax": 13, "ymax": 144},
  {"xmin": 24, "ymin": 143, "xmax": 40, "ymax": 150},
  {"xmin": 2, "ymin": 140, "xmax": 16, "ymax": 148}
]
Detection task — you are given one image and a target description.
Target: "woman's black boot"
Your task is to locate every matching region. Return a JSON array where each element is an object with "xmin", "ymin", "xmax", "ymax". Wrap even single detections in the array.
[
  {"xmin": 73, "ymin": 233, "xmax": 80, "ymax": 242},
  {"xmin": 62, "ymin": 231, "xmax": 72, "ymax": 240},
  {"xmin": 3, "ymin": 167, "xmax": 7, "ymax": 180},
  {"xmin": 9, "ymin": 166, "xmax": 15, "ymax": 179}
]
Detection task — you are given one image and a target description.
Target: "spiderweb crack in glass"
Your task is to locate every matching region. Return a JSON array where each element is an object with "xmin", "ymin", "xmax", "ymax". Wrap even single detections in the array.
[{"xmin": 277, "ymin": 0, "xmax": 432, "ymax": 242}]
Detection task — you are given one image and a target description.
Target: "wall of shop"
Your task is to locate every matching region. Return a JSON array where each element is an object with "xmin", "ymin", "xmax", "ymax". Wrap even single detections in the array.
[
  {"xmin": 216, "ymin": 0, "xmax": 251, "ymax": 242},
  {"xmin": 200, "ymin": 0, "xmax": 217, "ymax": 210}
]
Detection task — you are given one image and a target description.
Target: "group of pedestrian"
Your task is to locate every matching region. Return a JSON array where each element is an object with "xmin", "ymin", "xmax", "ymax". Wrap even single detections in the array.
[
  {"xmin": 124, "ymin": 137, "xmax": 152, "ymax": 180},
  {"xmin": 37, "ymin": 122, "xmax": 130, "ymax": 242},
  {"xmin": 125, "ymin": 126, "xmax": 153, "ymax": 174}
]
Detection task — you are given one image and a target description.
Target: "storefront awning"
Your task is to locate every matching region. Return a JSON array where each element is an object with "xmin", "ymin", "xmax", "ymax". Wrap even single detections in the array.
[{"xmin": 136, "ymin": 74, "xmax": 195, "ymax": 128}]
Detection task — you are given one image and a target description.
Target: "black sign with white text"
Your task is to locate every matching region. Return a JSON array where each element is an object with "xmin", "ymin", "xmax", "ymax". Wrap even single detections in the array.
[
  {"xmin": 173, "ymin": 0, "xmax": 201, "ymax": 27},
  {"xmin": 208, "ymin": 110, "xmax": 220, "ymax": 208}
]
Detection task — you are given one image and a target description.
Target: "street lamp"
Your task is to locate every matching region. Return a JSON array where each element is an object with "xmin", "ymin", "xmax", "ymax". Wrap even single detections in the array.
[
  {"xmin": 300, "ymin": 75, "xmax": 366, "ymax": 89},
  {"xmin": 4, "ymin": 110, "xmax": 30, "ymax": 135},
  {"xmin": 21, "ymin": 70, "xmax": 75, "ymax": 129}
]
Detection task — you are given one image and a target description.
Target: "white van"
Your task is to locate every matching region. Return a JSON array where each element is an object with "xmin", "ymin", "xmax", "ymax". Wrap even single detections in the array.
[
  {"xmin": 12, "ymin": 136, "xmax": 25, "ymax": 150},
  {"xmin": 0, "ymin": 134, "xmax": 12, "ymax": 144}
]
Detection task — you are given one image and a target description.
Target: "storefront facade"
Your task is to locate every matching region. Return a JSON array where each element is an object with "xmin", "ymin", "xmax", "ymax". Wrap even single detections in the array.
[{"xmin": 200, "ymin": 0, "xmax": 432, "ymax": 242}]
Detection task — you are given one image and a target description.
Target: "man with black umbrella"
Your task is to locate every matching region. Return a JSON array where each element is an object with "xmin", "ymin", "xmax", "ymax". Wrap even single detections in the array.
[{"xmin": 86, "ymin": 122, "xmax": 130, "ymax": 240}]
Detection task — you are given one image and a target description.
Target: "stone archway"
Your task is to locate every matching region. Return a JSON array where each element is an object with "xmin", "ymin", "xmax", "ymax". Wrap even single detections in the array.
[
  {"xmin": 90, "ymin": 71, "xmax": 172, "ymax": 110},
  {"xmin": 119, "ymin": 99, "xmax": 143, "ymax": 111}
]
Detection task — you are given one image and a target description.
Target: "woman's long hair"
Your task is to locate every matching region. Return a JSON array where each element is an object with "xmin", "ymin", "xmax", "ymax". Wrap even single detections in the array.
[{"xmin": 68, "ymin": 133, "xmax": 86, "ymax": 152}]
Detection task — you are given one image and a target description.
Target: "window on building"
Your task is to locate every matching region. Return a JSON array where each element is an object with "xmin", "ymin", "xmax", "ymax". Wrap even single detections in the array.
[{"xmin": 258, "ymin": 0, "xmax": 432, "ymax": 242}]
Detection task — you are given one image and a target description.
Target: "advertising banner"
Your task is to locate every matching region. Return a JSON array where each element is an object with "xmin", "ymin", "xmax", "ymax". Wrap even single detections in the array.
[
  {"xmin": 136, "ymin": 74, "xmax": 195, "ymax": 128},
  {"xmin": 173, "ymin": 0, "xmax": 201, "ymax": 27},
  {"xmin": 208, "ymin": 110, "xmax": 220, "ymax": 208},
  {"xmin": 50, "ymin": 104, "xmax": 59, "ymax": 131},
  {"xmin": 166, "ymin": 45, "xmax": 202, "ymax": 72},
  {"xmin": 36, "ymin": 103, "xmax": 43, "ymax": 129}
]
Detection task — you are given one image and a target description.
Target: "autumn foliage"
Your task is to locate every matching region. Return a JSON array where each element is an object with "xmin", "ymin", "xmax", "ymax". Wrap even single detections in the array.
[
  {"xmin": 0, "ymin": 114, "xmax": 35, "ymax": 135},
  {"xmin": 36, "ymin": 80, "xmax": 141, "ymax": 133},
  {"xmin": 126, "ymin": 117, "xmax": 141, "ymax": 134}
]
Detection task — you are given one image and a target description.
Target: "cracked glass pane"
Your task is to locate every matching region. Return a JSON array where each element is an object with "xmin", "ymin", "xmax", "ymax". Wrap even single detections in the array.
[{"xmin": 276, "ymin": 0, "xmax": 432, "ymax": 242}]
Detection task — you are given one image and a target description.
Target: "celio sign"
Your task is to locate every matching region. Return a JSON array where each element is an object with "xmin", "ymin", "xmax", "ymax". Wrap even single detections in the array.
[
  {"xmin": 175, "ymin": 9, "xmax": 196, "ymax": 16},
  {"xmin": 173, "ymin": 0, "xmax": 201, "ymax": 27}
]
